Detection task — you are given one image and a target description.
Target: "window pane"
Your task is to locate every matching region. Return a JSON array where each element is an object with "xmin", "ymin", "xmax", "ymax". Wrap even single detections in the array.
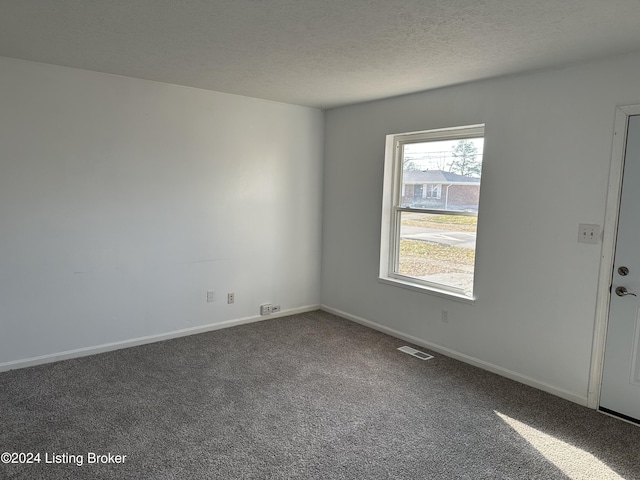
[
  {"xmin": 398, "ymin": 212, "xmax": 477, "ymax": 294},
  {"xmin": 401, "ymin": 138, "xmax": 483, "ymax": 211}
]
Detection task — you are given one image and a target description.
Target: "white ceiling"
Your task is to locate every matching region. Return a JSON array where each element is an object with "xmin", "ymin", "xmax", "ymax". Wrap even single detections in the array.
[{"xmin": 2, "ymin": 0, "xmax": 640, "ymax": 109}]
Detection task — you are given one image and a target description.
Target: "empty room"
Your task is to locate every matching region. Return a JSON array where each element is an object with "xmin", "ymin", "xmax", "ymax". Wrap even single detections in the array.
[{"xmin": 2, "ymin": 1, "xmax": 640, "ymax": 479}]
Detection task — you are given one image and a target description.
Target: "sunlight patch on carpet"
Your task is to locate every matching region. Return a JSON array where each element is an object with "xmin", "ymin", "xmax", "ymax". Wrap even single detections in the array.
[{"xmin": 495, "ymin": 411, "xmax": 623, "ymax": 480}]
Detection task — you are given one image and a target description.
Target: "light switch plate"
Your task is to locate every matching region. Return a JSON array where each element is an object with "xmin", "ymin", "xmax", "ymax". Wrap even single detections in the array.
[{"xmin": 578, "ymin": 223, "xmax": 600, "ymax": 244}]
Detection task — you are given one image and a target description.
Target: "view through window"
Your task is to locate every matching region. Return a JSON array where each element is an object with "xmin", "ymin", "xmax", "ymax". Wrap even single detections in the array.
[{"xmin": 384, "ymin": 125, "xmax": 484, "ymax": 297}]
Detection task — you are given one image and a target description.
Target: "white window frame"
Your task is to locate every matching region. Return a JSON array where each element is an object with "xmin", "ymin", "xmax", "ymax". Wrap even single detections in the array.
[
  {"xmin": 379, "ymin": 124, "xmax": 484, "ymax": 302},
  {"xmin": 426, "ymin": 184, "xmax": 442, "ymax": 199}
]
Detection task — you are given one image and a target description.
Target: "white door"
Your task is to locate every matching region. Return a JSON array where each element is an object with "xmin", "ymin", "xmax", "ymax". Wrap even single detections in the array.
[{"xmin": 600, "ymin": 114, "xmax": 640, "ymax": 423}]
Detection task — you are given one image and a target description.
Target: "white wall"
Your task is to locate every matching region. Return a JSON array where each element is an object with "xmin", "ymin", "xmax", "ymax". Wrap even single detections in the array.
[
  {"xmin": 5, "ymin": 49, "xmax": 640, "ymax": 406},
  {"xmin": 321, "ymin": 51, "xmax": 640, "ymax": 405},
  {"xmin": 0, "ymin": 57, "xmax": 324, "ymax": 366}
]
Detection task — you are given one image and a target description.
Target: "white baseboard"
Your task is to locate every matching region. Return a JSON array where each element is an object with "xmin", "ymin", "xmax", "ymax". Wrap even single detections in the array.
[
  {"xmin": 320, "ymin": 304, "xmax": 588, "ymax": 407},
  {"xmin": 0, "ymin": 304, "xmax": 320, "ymax": 372}
]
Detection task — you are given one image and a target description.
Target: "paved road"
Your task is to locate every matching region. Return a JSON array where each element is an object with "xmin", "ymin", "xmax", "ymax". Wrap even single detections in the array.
[{"xmin": 401, "ymin": 225, "xmax": 476, "ymax": 248}]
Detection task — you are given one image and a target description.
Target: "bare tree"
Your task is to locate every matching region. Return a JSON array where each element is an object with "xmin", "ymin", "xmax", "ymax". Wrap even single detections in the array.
[
  {"xmin": 449, "ymin": 140, "xmax": 481, "ymax": 177},
  {"xmin": 403, "ymin": 158, "xmax": 418, "ymax": 171}
]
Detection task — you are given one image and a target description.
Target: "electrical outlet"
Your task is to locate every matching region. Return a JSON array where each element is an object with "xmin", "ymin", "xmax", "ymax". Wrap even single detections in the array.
[
  {"xmin": 260, "ymin": 304, "xmax": 272, "ymax": 315},
  {"xmin": 206, "ymin": 290, "xmax": 215, "ymax": 303},
  {"xmin": 441, "ymin": 309, "xmax": 449, "ymax": 323},
  {"xmin": 227, "ymin": 293, "xmax": 234, "ymax": 304},
  {"xmin": 272, "ymin": 305, "xmax": 281, "ymax": 313}
]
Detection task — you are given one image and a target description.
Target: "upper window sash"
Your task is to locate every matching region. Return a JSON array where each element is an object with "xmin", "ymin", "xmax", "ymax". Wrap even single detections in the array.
[{"xmin": 392, "ymin": 125, "xmax": 483, "ymax": 210}]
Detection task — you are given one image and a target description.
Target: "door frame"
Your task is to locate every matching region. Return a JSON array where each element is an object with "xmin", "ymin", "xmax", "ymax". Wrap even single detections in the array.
[{"xmin": 589, "ymin": 104, "xmax": 640, "ymax": 409}]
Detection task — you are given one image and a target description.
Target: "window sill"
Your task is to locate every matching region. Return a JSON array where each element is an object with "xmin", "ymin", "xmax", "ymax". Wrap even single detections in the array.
[{"xmin": 377, "ymin": 276, "xmax": 476, "ymax": 304}]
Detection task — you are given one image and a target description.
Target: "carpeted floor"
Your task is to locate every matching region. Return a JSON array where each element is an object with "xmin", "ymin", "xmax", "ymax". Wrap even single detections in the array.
[{"xmin": 1, "ymin": 310, "xmax": 639, "ymax": 479}]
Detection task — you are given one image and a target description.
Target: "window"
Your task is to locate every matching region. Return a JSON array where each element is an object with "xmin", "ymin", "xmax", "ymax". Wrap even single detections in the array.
[
  {"xmin": 425, "ymin": 184, "xmax": 441, "ymax": 199},
  {"xmin": 379, "ymin": 124, "xmax": 484, "ymax": 299}
]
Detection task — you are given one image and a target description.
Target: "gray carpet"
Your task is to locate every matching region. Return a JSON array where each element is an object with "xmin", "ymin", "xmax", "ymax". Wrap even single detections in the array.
[{"xmin": 1, "ymin": 310, "xmax": 639, "ymax": 479}]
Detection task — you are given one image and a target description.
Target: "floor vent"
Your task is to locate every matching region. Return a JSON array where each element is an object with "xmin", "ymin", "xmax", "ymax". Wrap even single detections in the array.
[{"xmin": 398, "ymin": 346, "xmax": 434, "ymax": 360}]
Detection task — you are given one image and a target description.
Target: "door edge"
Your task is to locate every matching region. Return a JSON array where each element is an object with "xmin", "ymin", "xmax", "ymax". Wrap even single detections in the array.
[{"xmin": 588, "ymin": 104, "xmax": 640, "ymax": 409}]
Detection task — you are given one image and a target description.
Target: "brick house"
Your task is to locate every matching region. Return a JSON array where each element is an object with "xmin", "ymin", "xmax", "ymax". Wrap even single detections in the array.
[{"xmin": 400, "ymin": 170, "xmax": 480, "ymax": 211}]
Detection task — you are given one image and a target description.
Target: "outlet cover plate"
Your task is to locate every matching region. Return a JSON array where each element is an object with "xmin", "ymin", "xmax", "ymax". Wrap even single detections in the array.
[{"xmin": 260, "ymin": 304, "xmax": 272, "ymax": 315}]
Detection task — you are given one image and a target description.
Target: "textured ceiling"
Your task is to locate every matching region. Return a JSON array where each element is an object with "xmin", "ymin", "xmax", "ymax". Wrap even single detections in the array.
[{"xmin": 1, "ymin": 0, "xmax": 640, "ymax": 109}]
